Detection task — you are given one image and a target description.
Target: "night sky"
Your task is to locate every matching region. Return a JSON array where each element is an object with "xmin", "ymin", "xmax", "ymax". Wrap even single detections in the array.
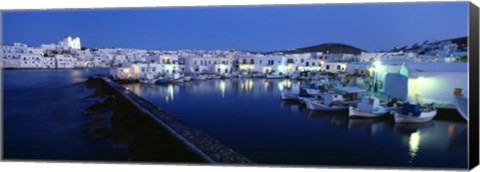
[{"xmin": 2, "ymin": 2, "xmax": 468, "ymax": 52}]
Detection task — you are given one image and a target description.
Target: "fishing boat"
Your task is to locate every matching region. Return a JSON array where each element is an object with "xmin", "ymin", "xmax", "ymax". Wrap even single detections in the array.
[
  {"xmin": 220, "ymin": 73, "xmax": 231, "ymax": 79},
  {"xmin": 184, "ymin": 76, "xmax": 192, "ymax": 82},
  {"xmin": 280, "ymin": 84, "xmax": 301, "ymax": 101},
  {"xmin": 251, "ymin": 71, "xmax": 265, "ymax": 78},
  {"xmin": 289, "ymin": 72, "xmax": 300, "ymax": 80},
  {"xmin": 170, "ymin": 73, "xmax": 184, "ymax": 83},
  {"xmin": 453, "ymin": 88, "xmax": 468, "ymax": 121},
  {"xmin": 239, "ymin": 71, "xmax": 250, "ymax": 78},
  {"xmin": 192, "ymin": 73, "xmax": 207, "ymax": 80},
  {"xmin": 304, "ymin": 86, "xmax": 365, "ymax": 111},
  {"xmin": 210, "ymin": 74, "xmax": 221, "ymax": 79},
  {"xmin": 155, "ymin": 77, "xmax": 170, "ymax": 84},
  {"xmin": 305, "ymin": 88, "xmax": 322, "ymax": 96},
  {"xmin": 139, "ymin": 72, "xmax": 158, "ymax": 84},
  {"xmin": 394, "ymin": 102, "xmax": 437, "ymax": 123},
  {"xmin": 299, "ymin": 72, "xmax": 309, "ymax": 80},
  {"xmin": 304, "ymin": 93, "xmax": 350, "ymax": 111},
  {"xmin": 266, "ymin": 72, "xmax": 285, "ymax": 79},
  {"xmin": 349, "ymin": 96, "xmax": 390, "ymax": 118}
]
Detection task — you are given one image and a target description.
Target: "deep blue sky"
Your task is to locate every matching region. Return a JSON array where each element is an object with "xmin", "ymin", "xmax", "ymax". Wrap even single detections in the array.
[{"xmin": 2, "ymin": 2, "xmax": 468, "ymax": 52}]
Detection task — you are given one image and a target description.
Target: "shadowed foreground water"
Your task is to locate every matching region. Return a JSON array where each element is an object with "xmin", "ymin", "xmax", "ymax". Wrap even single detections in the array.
[
  {"xmin": 123, "ymin": 78, "xmax": 468, "ymax": 168},
  {"xmin": 2, "ymin": 69, "xmax": 128, "ymax": 161}
]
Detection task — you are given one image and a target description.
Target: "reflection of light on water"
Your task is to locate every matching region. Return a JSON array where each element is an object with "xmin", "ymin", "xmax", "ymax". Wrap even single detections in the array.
[
  {"xmin": 264, "ymin": 81, "xmax": 269, "ymax": 91},
  {"xmin": 408, "ymin": 131, "xmax": 421, "ymax": 164},
  {"xmin": 134, "ymin": 84, "xmax": 141, "ymax": 94},
  {"xmin": 277, "ymin": 82, "xmax": 284, "ymax": 91},
  {"xmin": 448, "ymin": 124, "xmax": 456, "ymax": 137},
  {"xmin": 220, "ymin": 81, "xmax": 226, "ymax": 97},
  {"xmin": 168, "ymin": 85, "xmax": 174, "ymax": 101},
  {"xmin": 71, "ymin": 70, "xmax": 83, "ymax": 82},
  {"xmin": 165, "ymin": 96, "xmax": 169, "ymax": 103},
  {"xmin": 248, "ymin": 79, "xmax": 253, "ymax": 90}
]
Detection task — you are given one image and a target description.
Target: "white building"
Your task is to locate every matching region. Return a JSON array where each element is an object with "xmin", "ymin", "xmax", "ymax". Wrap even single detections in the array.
[
  {"xmin": 55, "ymin": 54, "xmax": 76, "ymax": 68},
  {"xmin": 59, "ymin": 36, "xmax": 81, "ymax": 50}
]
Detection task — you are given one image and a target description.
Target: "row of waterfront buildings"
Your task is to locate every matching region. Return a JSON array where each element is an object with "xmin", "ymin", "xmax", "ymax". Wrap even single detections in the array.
[
  {"xmin": 1, "ymin": 36, "xmax": 469, "ymax": 106},
  {"xmin": 2, "ymin": 36, "xmax": 467, "ymax": 74}
]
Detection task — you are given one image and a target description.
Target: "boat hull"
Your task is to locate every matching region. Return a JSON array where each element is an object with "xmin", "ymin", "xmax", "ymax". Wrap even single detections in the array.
[
  {"xmin": 394, "ymin": 110, "xmax": 437, "ymax": 123},
  {"xmin": 453, "ymin": 96, "xmax": 468, "ymax": 121},
  {"xmin": 281, "ymin": 92, "xmax": 299, "ymax": 101},
  {"xmin": 266, "ymin": 74, "xmax": 284, "ymax": 79},
  {"xmin": 349, "ymin": 107, "xmax": 387, "ymax": 118},
  {"xmin": 305, "ymin": 100, "xmax": 348, "ymax": 111}
]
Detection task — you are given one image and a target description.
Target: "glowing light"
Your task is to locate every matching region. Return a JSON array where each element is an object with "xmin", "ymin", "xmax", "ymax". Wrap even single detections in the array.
[
  {"xmin": 408, "ymin": 131, "xmax": 421, "ymax": 164},
  {"xmin": 134, "ymin": 84, "xmax": 141, "ymax": 94},
  {"xmin": 248, "ymin": 79, "xmax": 253, "ymax": 91},
  {"xmin": 374, "ymin": 61, "xmax": 381, "ymax": 67},
  {"xmin": 219, "ymin": 80, "xmax": 226, "ymax": 98},
  {"xmin": 168, "ymin": 85, "xmax": 174, "ymax": 101},
  {"xmin": 277, "ymin": 82, "xmax": 284, "ymax": 91}
]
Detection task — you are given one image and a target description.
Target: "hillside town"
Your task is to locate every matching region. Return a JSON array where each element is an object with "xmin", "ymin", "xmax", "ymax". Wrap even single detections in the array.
[{"xmin": 1, "ymin": 36, "xmax": 467, "ymax": 74}]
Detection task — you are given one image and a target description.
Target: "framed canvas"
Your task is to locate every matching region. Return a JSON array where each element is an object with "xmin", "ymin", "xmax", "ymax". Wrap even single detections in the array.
[{"xmin": 1, "ymin": 0, "xmax": 479, "ymax": 171}]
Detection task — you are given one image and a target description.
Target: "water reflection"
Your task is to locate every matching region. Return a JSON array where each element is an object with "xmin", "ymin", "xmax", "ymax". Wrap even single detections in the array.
[
  {"xmin": 122, "ymin": 78, "xmax": 468, "ymax": 168},
  {"xmin": 409, "ymin": 131, "xmax": 421, "ymax": 164}
]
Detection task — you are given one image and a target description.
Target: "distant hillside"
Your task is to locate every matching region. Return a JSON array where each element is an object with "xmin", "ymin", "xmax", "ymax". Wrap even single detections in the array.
[
  {"xmin": 394, "ymin": 36, "xmax": 467, "ymax": 52},
  {"xmin": 261, "ymin": 43, "xmax": 366, "ymax": 55}
]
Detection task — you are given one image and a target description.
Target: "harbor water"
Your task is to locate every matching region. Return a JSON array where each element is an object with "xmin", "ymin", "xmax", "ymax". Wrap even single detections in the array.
[
  {"xmin": 122, "ymin": 78, "xmax": 468, "ymax": 168},
  {"xmin": 2, "ymin": 69, "xmax": 468, "ymax": 168},
  {"xmin": 2, "ymin": 69, "xmax": 128, "ymax": 161}
]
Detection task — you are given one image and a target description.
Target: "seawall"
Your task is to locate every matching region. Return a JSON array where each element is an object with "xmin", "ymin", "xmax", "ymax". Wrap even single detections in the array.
[{"xmin": 88, "ymin": 76, "xmax": 254, "ymax": 164}]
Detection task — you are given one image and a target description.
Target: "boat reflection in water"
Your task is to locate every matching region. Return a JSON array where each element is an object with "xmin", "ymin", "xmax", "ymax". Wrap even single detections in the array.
[{"xmin": 122, "ymin": 78, "xmax": 467, "ymax": 168}]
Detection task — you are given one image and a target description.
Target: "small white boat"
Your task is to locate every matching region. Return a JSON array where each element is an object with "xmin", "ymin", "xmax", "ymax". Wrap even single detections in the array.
[
  {"xmin": 281, "ymin": 92, "xmax": 300, "ymax": 101},
  {"xmin": 139, "ymin": 78, "xmax": 157, "ymax": 84},
  {"xmin": 251, "ymin": 72, "xmax": 265, "ymax": 78},
  {"xmin": 266, "ymin": 73, "xmax": 284, "ymax": 79},
  {"xmin": 220, "ymin": 73, "xmax": 231, "ymax": 79},
  {"xmin": 210, "ymin": 74, "xmax": 221, "ymax": 79},
  {"xmin": 453, "ymin": 96, "xmax": 467, "ymax": 121},
  {"xmin": 156, "ymin": 77, "xmax": 170, "ymax": 84},
  {"xmin": 239, "ymin": 71, "xmax": 250, "ymax": 78},
  {"xmin": 289, "ymin": 72, "xmax": 300, "ymax": 80},
  {"xmin": 192, "ymin": 73, "xmax": 207, "ymax": 80},
  {"xmin": 394, "ymin": 103, "xmax": 437, "ymax": 123},
  {"xmin": 453, "ymin": 88, "xmax": 468, "ymax": 121},
  {"xmin": 184, "ymin": 76, "xmax": 192, "ymax": 82},
  {"xmin": 305, "ymin": 88, "xmax": 322, "ymax": 96},
  {"xmin": 349, "ymin": 96, "xmax": 389, "ymax": 118},
  {"xmin": 139, "ymin": 72, "xmax": 158, "ymax": 84},
  {"xmin": 171, "ymin": 77, "xmax": 184, "ymax": 83},
  {"xmin": 280, "ymin": 85, "xmax": 301, "ymax": 101},
  {"xmin": 304, "ymin": 93, "xmax": 349, "ymax": 111}
]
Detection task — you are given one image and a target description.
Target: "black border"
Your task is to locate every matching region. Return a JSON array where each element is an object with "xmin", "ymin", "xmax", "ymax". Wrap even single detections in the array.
[{"xmin": 469, "ymin": 2, "xmax": 479, "ymax": 170}]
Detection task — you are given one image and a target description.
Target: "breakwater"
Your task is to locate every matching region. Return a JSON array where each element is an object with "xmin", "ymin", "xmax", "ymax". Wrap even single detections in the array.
[{"xmin": 84, "ymin": 76, "xmax": 254, "ymax": 164}]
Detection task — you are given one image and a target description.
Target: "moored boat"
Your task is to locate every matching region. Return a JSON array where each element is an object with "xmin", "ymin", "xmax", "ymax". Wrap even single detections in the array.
[
  {"xmin": 184, "ymin": 76, "xmax": 192, "ymax": 81},
  {"xmin": 192, "ymin": 73, "xmax": 208, "ymax": 80},
  {"xmin": 349, "ymin": 96, "xmax": 389, "ymax": 118},
  {"xmin": 453, "ymin": 88, "xmax": 468, "ymax": 121},
  {"xmin": 304, "ymin": 93, "xmax": 349, "ymax": 111},
  {"xmin": 394, "ymin": 103, "xmax": 437, "ymax": 123},
  {"xmin": 155, "ymin": 77, "xmax": 170, "ymax": 84},
  {"xmin": 266, "ymin": 73, "xmax": 285, "ymax": 79}
]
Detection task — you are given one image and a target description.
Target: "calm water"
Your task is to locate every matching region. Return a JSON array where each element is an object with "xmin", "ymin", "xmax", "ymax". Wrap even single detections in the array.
[
  {"xmin": 2, "ymin": 69, "xmax": 128, "ymax": 161},
  {"xmin": 123, "ymin": 78, "xmax": 468, "ymax": 168}
]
